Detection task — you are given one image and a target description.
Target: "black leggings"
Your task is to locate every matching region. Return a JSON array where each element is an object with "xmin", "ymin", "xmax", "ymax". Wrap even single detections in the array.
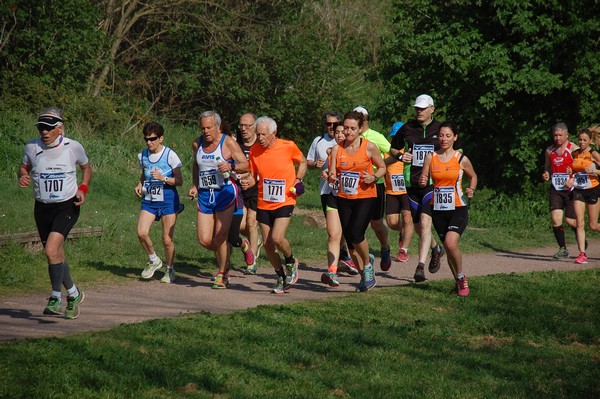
[{"xmin": 337, "ymin": 197, "xmax": 376, "ymax": 248}]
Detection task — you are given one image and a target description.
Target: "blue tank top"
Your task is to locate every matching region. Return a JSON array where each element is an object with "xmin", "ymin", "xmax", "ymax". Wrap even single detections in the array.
[{"xmin": 196, "ymin": 134, "xmax": 234, "ymax": 190}]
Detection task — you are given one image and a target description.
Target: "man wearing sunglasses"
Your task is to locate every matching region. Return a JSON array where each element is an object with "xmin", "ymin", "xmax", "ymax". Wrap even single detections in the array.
[{"xmin": 17, "ymin": 107, "xmax": 91, "ymax": 319}]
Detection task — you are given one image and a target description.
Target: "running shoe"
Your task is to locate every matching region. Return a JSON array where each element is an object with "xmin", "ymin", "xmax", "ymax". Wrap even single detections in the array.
[
  {"xmin": 271, "ymin": 276, "xmax": 285, "ymax": 294},
  {"xmin": 456, "ymin": 276, "xmax": 470, "ymax": 297},
  {"xmin": 574, "ymin": 252, "xmax": 588, "ymax": 264},
  {"xmin": 284, "ymin": 257, "xmax": 299, "ymax": 289},
  {"xmin": 553, "ymin": 247, "xmax": 569, "ymax": 259},
  {"xmin": 241, "ymin": 238, "xmax": 256, "ymax": 267},
  {"xmin": 394, "ymin": 249, "xmax": 409, "ymax": 263},
  {"xmin": 357, "ymin": 254, "xmax": 376, "ymax": 292},
  {"xmin": 243, "ymin": 261, "xmax": 258, "ymax": 275},
  {"xmin": 65, "ymin": 289, "xmax": 85, "ymax": 319},
  {"xmin": 160, "ymin": 268, "xmax": 176, "ymax": 284},
  {"xmin": 380, "ymin": 245, "xmax": 392, "ymax": 271},
  {"xmin": 141, "ymin": 258, "xmax": 163, "ymax": 279},
  {"xmin": 363, "ymin": 262, "xmax": 377, "ymax": 290},
  {"xmin": 321, "ymin": 271, "xmax": 340, "ymax": 287},
  {"xmin": 428, "ymin": 245, "xmax": 445, "ymax": 274},
  {"xmin": 414, "ymin": 262, "xmax": 426, "ymax": 283},
  {"xmin": 212, "ymin": 273, "xmax": 227, "ymax": 289},
  {"xmin": 43, "ymin": 296, "xmax": 62, "ymax": 315},
  {"xmin": 338, "ymin": 257, "xmax": 359, "ymax": 275}
]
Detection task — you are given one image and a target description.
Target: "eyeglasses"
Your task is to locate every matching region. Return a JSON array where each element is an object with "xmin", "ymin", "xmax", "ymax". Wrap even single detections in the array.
[
  {"xmin": 144, "ymin": 136, "xmax": 159, "ymax": 142},
  {"xmin": 326, "ymin": 122, "xmax": 338, "ymax": 126},
  {"xmin": 238, "ymin": 124, "xmax": 253, "ymax": 129}
]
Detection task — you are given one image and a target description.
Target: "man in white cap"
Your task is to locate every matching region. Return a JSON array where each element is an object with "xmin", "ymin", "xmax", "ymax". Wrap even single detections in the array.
[
  {"xmin": 389, "ymin": 95, "xmax": 445, "ymax": 282},
  {"xmin": 17, "ymin": 106, "xmax": 91, "ymax": 319},
  {"xmin": 352, "ymin": 106, "xmax": 393, "ymax": 272}
]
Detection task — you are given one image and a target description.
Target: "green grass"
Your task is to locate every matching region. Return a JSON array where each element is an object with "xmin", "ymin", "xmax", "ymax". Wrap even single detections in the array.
[
  {"xmin": 0, "ymin": 270, "xmax": 598, "ymax": 398},
  {"xmin": 2, "ymin": 108, "xmax": 599, "ymax": 398}
]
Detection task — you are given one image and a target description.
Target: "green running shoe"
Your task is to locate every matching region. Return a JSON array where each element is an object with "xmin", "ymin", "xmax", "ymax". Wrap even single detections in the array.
[
  {"xmin": 43, "ymin": 296, "xmax": 62, "ymax": 315},
  {"xmin": 65, "ymin": 290, "xmax": 85, "ymax": 319},
  {"xmin": 552, "ymin": 247, "xmax": 569, "ymax": 259},
  {"xmin": 284, "ymin": 257, "xmax": 299, "ymax": 289},
  {"xmin": 271, "ymin": 276, "xmax": 285, "ymax": 294}
]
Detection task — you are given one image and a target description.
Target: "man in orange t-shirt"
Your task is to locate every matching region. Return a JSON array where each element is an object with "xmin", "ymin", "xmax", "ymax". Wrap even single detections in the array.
[{"xmin": 248, "ymin": 116, "xmax": 307, "ymax": 294}]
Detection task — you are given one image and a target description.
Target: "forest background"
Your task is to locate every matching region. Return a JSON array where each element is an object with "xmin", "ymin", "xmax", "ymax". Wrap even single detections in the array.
[{"xmin": 1, "ymin": 0, "xmax": 598, "ymax": 192}]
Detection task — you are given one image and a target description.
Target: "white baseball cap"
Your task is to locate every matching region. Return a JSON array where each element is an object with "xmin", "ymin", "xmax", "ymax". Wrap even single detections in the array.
[
  {"xmin": 413, "ymin": 94, "xmax": 434, "ymax": 108},
  {"xmin": 353, "ymin": 106, "xmax": 368, "ymax": 116}
]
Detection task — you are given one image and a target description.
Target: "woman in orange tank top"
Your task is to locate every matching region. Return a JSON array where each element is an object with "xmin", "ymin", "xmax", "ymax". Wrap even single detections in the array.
[
  {"xmin": 328, "ymin": 111, "xmax": 386, "ymax": 292},
  {"xmin": 419, "ymin": 122, "xmax": 477, "ymax": 297},
  {"xmin": 565, "ymin": 128, "xmax": 600, "ymax": 264}
]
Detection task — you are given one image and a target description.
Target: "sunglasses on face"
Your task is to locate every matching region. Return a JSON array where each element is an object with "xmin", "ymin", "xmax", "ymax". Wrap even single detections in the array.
[
  {"xmin": 144, "ymin": 136, "xmax": 159, "ymax": 142},
  {"xmin": 326, "ymin": 122, "xmax": 337, "ymax": 126},
  {"xmin": 37, "ymin": 124, "xmax": 55, "ymax": 132}
]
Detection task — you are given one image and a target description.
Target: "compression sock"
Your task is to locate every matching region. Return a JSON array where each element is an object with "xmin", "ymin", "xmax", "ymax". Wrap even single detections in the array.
[
  {"xmin": 48, "ymin": 262, "xmax": 64, "ymax": 293},
  {"xmin": 552, "ymin": 227, "xmax": 566, "ymax": 248},
  {"xmin": 62, "ymin": 261, "xmax": 74, "ymax": 291},
  {"xmin": 276, "ymin": 268, "xmax": 286, "ymax": 278}
]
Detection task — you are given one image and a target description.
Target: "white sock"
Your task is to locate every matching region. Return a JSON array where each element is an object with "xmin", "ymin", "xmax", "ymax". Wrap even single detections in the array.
[
  {"xmin": 455, "ymin": 272, "xmax": 464, "ymax": 280},
  {"xmin": 51, "ymin": 291, "xmax": 62, "ymax": 300},
  {"xmin": 167, "ymin": 265, "xmax": 174, "ymax": 270},
  {"xmin": 67, "ymin": 285, "xmax": 78, "ymax": 297},
  {"xmin": 149, "ymin": 253, "xmax": 158, "ymax": 263},
  {"xmin": 401, "ymin": 247, "xmax": 408, "ymax": 253}
]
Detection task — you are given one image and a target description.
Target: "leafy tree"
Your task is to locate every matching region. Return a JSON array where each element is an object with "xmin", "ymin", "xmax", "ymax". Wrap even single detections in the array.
[{"xmin": 377, "ymin": 0, "xmax": 600, "ymax": 191}]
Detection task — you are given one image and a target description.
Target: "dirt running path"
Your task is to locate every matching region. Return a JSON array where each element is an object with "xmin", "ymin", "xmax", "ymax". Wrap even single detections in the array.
[{"xmin": 1, "ymin": 243, "xmax": 598, "ymax": 341}]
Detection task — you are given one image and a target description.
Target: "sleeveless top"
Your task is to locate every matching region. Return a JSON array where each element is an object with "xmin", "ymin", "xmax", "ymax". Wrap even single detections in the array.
[
  {"xmin": 384, "ymin": 150, "xmax": 407, "ymax": 195},
  {"xmin": 430, "ymin": 151, "xmax": 467, "ymax": 210},
  {"xmin": 571, "ymin": 149, "xmax": 599, "ymax": 190},
  {"xmin": 196, "ymin": 134, "xmax": 233, "ymax": 190},
  {"xmin": 548, "ymin": 142, "xmax": 574, "ymax": 191},
  {"xmin": 335, "ymin": 138, "xmax": 376, "ymax": 200},
  {"xmin": 140, "ymin": 146, "xmax": 178, "ymax": 204}
]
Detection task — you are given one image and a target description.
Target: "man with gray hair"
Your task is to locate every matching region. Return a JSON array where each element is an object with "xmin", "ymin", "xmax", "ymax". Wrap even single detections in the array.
[
  {"xmin": 18, "ymin": 106, "xmax": 91, "ymax": 319},
  {"xmin": 542, "ymin": 122, "xmax": 578, "ymax": 259},
  {"xmin": 248, "ymin": 116, "xmax": 307, "ymax": 294},
  {"xmin": 188, "ymin": 110, "xmax": 249, "ymax": 289}
]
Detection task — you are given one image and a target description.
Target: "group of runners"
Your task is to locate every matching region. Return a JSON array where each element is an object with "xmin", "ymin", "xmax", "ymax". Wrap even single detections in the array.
[
  {"xmin": 19, "ymin": 95, "xmax": 483, "ymax": 320},
  {"xmin": 544, "ymin": 123, "xmax": 600, "ymax": 264}
]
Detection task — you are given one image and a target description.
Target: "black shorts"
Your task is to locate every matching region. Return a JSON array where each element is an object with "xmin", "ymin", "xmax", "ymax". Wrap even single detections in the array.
[
  {"xmin": 257, "ymin": 205, "xmax": 294, "ymax": 227},
  {"xmin": 407, "ymin": 185, "xmax": 434, "ymax": 223},
  {"xmin": 549, "ymin": 187, "xmax": 575, "ymax": 218},
  {"xmin": 573, "ymin": 185, "xmax": 600, "ymax": 205},
  {"xmin": 432, "ymin": 206, "xmax": 468, "ymax": 243},
  {"xmin": 386, "ymin": 193, "xmax": 410, "ymax": 215},
  {"xmin": 371, "ymin": 183, "xmax": 386, "ymax": 220},
  {"xmin": 320, "ymin": 193, "xmax": 338, "ymax": 215},
  {"xmin": 242, "ymin": 187, "xmax": 258, "ymax": 212},
  {"xmin": 34, "ymin": 197, "xmax": 80, "ymax": 246}
]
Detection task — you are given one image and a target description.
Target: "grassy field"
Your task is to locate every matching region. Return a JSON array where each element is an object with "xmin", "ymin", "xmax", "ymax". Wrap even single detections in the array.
[
  {"xmin": 2, "ymin": 108, "xmax": 598, "ymax": 398},
  {"xmin": 0, "ymin": 270, "xmax": 598, "ymax": 398}
]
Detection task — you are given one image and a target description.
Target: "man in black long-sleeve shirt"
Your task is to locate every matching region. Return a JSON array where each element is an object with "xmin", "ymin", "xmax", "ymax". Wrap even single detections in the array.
[{"xmin": 389, "ymin": 94, "xmax": 445, "ymax": 282}]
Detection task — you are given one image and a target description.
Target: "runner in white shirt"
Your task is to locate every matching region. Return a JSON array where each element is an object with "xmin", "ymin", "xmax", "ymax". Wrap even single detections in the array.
[{"xmin": 18, "ymin": 107, "xmax": 91, "ymax": 319}]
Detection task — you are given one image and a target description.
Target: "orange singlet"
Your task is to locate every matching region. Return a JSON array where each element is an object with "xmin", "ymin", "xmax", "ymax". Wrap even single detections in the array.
[
  {"xmin": 571, "ymin": 149, "xmax": 599, "ymax": 190},
  {"xmin": 384, "ymin": 150, "xmax": 406, "ymax": 195},
  {"xmin": 430, "ymin": 151, "xmax": 467, "ymax": 210},
  {"xmin": 336, "ymin": 138, "xmax": 377, "ymax": 200}
]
